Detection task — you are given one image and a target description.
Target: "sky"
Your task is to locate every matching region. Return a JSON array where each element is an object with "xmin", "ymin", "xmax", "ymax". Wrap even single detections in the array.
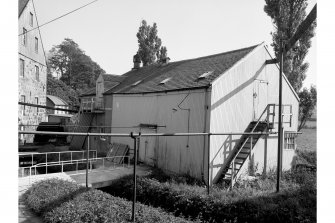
[{"xmin": 33, "ymin": 0, "xmax": 316, "ymax": 88}]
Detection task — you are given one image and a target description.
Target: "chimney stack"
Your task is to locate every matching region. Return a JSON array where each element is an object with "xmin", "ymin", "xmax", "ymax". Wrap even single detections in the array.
[
  {"xmin": 133, "ymin": 53, "xmax": 141, "ymax": 70},
  {"xmin": 162, "ymin": 57, "xmax": 170, "ymax": 64}
]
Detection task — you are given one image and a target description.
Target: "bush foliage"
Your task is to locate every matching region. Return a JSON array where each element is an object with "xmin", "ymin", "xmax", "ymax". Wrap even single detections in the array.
[
  {"xmin": 23, "ymin": 178, "xmax": 193, "ymax": 223},
  {"xmin": 103, "ymin": 168, "xmax": 316, "ymax": 223},
  {"xmin": 23, "ymin": 178, "xmax": 84, "ymax": 215}
]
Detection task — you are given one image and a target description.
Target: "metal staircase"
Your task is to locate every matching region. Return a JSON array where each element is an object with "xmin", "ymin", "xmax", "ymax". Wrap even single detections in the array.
[
  {"xmin": 70, "ymin": 111, "xmax": 94, "ymax": 150},
  {"xmin": 69, "ymin": 98, "xmax": 105, "ymax": 150},
  {"xmin": 218, "ymin": 104, "xmax": 276, "ymax": 188}
]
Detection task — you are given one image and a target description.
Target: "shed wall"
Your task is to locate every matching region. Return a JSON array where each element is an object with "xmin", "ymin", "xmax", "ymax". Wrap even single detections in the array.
[
  {"xmin": 109, "ymin": 90, "xmax": 208, "ymax": 179},
  {"xmin": 209, "ymin": 45, "xmax": 299, "ymax": 184}
]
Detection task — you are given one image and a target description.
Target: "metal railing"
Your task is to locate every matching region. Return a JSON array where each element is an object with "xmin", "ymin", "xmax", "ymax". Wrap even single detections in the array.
[
  {"xmin": 19, "ymin": 150, "xmax": 97, "ymax": 172},
  {"xmin": 81, "ymin": 98, "xmax": 104, "ymax": 112},
  {"xmin": 20, "ymin": 156, "xmax": 130, "ymax": 183}
]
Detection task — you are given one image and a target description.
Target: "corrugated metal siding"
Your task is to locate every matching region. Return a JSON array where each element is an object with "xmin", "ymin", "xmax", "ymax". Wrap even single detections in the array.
[
  {"xmin": 110, "ymin": 90, "xmax": 207, "ymax": 179},
  {"xmin": 209, "ymin": 45, "xmax": 299, "ymax": 183}
]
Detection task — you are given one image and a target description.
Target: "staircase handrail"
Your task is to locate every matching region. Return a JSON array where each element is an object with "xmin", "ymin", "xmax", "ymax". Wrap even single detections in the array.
[{"xmin": 228, "ymin": 104, "xmax": 272, "ymax": 187}]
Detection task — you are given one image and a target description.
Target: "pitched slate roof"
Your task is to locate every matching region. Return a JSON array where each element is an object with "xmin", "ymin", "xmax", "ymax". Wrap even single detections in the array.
[
  {"xmin": 80, "ymin": 74, "xmax": 124, "ymax": 97},
  {"xmin": 104, "ymin": 44, "xmax": 259, "ymax": 94},
  {"xmin": 19, "ymin": 0, "xmax": 30, "ymax": 17}
]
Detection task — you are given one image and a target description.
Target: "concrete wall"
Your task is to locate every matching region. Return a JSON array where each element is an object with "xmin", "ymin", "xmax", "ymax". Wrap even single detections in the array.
[
  {"xmin": 209, "ymin": 44, "xmax": 299, "ymax": 184},
  {"xmin": 109, "ymin": 90, "xmax": 208, "ymax": 180},
  {"xmin": 18, "ymin": 0, "xmax": 47, "ymax": 143}
]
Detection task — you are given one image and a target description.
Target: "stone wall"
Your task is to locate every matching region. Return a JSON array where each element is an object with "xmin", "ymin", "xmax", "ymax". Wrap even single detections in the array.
[{"xmin": 18, "ymin": 0, "xmax": 47, "ymax": 143}]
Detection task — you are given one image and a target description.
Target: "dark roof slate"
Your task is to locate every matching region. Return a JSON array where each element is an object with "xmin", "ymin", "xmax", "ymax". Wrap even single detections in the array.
[
  {"xmin": 104, "ymin": 44, "xmax": 259, "ymax": 94},
  {"xmin": 19, "ymin": 0, "xmax": 29, "ymax": 17}
]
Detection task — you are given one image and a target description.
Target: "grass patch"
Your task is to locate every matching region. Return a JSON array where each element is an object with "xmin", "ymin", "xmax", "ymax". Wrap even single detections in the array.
[{"xmin": 297, "ymin": 128, "xmax": 317, "ymax": 151}]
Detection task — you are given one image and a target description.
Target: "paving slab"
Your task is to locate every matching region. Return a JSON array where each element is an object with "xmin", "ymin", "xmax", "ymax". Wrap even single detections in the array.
[{"xmin": 67, "ymin": 164, "xmax": 152, "ymax": 188}]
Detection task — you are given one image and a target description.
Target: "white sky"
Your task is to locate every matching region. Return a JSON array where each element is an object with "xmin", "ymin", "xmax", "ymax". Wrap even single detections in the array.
[{"xmin": 33, "ymin": 0, "xmax": 316, "ymax": 88}]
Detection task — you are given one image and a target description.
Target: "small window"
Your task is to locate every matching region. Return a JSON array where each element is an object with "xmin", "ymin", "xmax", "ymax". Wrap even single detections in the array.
[
  {"xmin": 22, "ymin": 28, "xmax": 27, "ymax": 46},
  {"xmin": 35, "ymin": 97, "xmax": 39, "ymax": 114},
  {"xmin": 20, "ymin": 95, "xmax": 26, "ymax": 115},
  {"xmin": 30, "ymin": 12, "xmax": 33, "ymax": 26},
  {"xmin": 19, "ymin": 59, "xmax": 25, "ymax": 77},
  {"xmin": 35, "ymin": 37, "xmax": 38, "ymax": 53},
  {"xmin": 159, "ymin": 77, "xmax": 172, "ymax": 85},
  {"xmin": 284, "ymin": 132, "xmax": 297, "ymax": 150},
  {"xmin": 35, "ymin": 65, "xmax": 39, "ymax": 81},
  {"xmin": 198, "ymin": 71, "xmax": 214, "ymax": 80},
  {"xmin": 132, "ymin": 80, "xmax": 142, "ymax": 86}
]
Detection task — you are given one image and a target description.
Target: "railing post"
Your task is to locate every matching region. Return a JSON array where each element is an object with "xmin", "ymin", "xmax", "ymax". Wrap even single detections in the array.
[
  {"xmin": 61, "ymin": 163, "xmax": 64, "ymax": 173},
  {"xmin": 86, "ymin": 135, "xmax": 90, "ymax": 188},
  {"xmin": 59, "ymin": 153, "xmax": 60, "ymax": 164},
  {"xmin": 71, "ymin": 152, "xmax": 72, "ymax": 163},
  {"xmin": 76, "ymin": 161, "xmax": 78, "ymax": 173},
  {"xmin": 231, "ymin": 160, "xmax": 234, "ymax": 190},
  {"xmin": 131, "ymin": 132, "xmax": 140, "ymax": 222},
  {"xmin": 32, "ymin": 154, "xmax": 33, "ymax": 167},
  {"xmin": 46, "ymin": 153, "xmax": 48, "ymax": 174},
  {"xmin": 207, "ymin": 133, "xmax": 211, "ymax": 195}
]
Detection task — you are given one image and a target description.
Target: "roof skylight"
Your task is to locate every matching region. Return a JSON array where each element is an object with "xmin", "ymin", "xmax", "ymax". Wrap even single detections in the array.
[
  {"xmin": 132, "ymin": 80, "xmax": 142, "ymax": 86},
  {"xmin": 159, "ymin": 77, "xmax": 172, "ymax": 85},
  {"xmin": 198, "ymin": 71, "xmax": 214, "ymax": 79}
]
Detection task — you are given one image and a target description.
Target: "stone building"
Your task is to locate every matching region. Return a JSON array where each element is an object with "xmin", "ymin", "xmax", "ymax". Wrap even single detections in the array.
[{"xmin": 18, "ymin": 0, "xmax": 47, "ymax": 143}]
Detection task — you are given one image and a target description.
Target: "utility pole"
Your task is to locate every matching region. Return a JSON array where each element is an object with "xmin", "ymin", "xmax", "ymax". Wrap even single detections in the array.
[
  {"xmin": 276, "ymin": 41, "xmax": 284, "ymax": 193},
  {"xmin": 274, "ymin": 4, "xmax": 316, "ymax": 193}
]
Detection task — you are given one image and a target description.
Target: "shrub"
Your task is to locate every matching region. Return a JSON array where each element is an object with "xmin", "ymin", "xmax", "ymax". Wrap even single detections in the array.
[
  {"xmin": 44, "ymin": 189, "xmax": 193, "ymax": 223},
  {"xmin": 103, "ymin": 173, "xmax": 316, "ymax": 223},
  {"xmin": 22, "ymin": 178, "xmax": 85, "ymax": 215},
  {"xmin": 23, "ymin": 178, "xmax": 193, "ymax": 223}
]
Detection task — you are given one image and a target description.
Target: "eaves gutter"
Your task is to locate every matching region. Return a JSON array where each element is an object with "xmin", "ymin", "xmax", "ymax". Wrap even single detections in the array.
[{"xmin": 103, "ymin": 85, "xmax": 211, "ymax": 95}]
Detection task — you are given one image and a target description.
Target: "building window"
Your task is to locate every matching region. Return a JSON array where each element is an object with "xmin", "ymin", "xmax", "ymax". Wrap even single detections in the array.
[
  {"xmin": 35, "ymin": 97, "xmax": 39, "ymax": 114},
  {"xmin": 35, "ymin": 65, "xmax": 39, "ymax": 81},
  {"xmin": 20, "ymin": 59, "xmax": 25, "ymax": 77},
  {"xmin": 35, "ymin": 37, "xmax": 38, "ymax": 53},
  {"xmin": 20, "ymin": 95, "xmax": 26, "ymax": 115},
  {"xmin": 30, "ymin": 12, "xmax": 33, "ymax": 26},
  {"xmin": 22, "ymin": 28, "xmax": 27, "ymax": 46},
  {"xmin": 284, "ymin": 132, "xmax": 297, "ymax": 150}
]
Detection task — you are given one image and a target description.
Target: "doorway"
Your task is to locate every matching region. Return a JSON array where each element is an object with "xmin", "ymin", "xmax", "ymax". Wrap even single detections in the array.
[
  {"xmin": 253, "ymin": 79, "xmax": 268, "ymax": 120},
  {"xmin": 139, "ymin": 126, "xmax": 157, "ymax": 166}
]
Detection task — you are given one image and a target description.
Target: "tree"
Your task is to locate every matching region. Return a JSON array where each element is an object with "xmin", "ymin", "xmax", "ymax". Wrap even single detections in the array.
[
  {"xmin": 48, "ymin": 38, "xmax": 105, "ymax": 92},
  {"xmin": 136, "ymin": 20, "xmax": 167, "ymax": 66},
  {"xmin": 298, "ymin": 85, "xmax": 316, "ymax": 131},
  {"xmin": 264, "ymin": 0, "xmax": 316, "ymax": 92},
  {"xmin": 46, "ymin": 75, "xmax": 80, "ymax": 107}
]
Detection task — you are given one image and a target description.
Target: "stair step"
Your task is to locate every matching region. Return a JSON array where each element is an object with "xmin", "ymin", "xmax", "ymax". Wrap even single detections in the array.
[
  {"xmin": 234, "ymin": 158, "xmax": 244, "ymax": 164},
  {"xmin": 236, "ymin": 153, "xmax": 248, "ymax": 159}
]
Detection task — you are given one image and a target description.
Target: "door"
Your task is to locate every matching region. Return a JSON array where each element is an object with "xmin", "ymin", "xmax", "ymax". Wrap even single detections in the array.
[
  {"xmin": 253, "ymin": 79, "xmax": 268, "ymax": 120},
  {"xmin": 139, "ymin": 128, "xmax": 157, "ymax": 166}
]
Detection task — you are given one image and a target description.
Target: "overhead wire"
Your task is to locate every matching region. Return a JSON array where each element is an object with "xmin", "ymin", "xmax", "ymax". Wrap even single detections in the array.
[{"xmin": 18, "ymin": 0, "xmax": 99, "ymax": 36}]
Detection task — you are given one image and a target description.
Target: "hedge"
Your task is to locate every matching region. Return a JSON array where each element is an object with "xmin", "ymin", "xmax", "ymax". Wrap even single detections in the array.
[
  {"xmin": 23, "ymin": 178, "xmax": 85, "ymax": 215},
  {"xmin": 22, "ymin": 178, "xmax": 194, "ymax": 223},
  {"xmin": 103, "ymin": 173, "xmax": 316, "ymax": 223}
]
